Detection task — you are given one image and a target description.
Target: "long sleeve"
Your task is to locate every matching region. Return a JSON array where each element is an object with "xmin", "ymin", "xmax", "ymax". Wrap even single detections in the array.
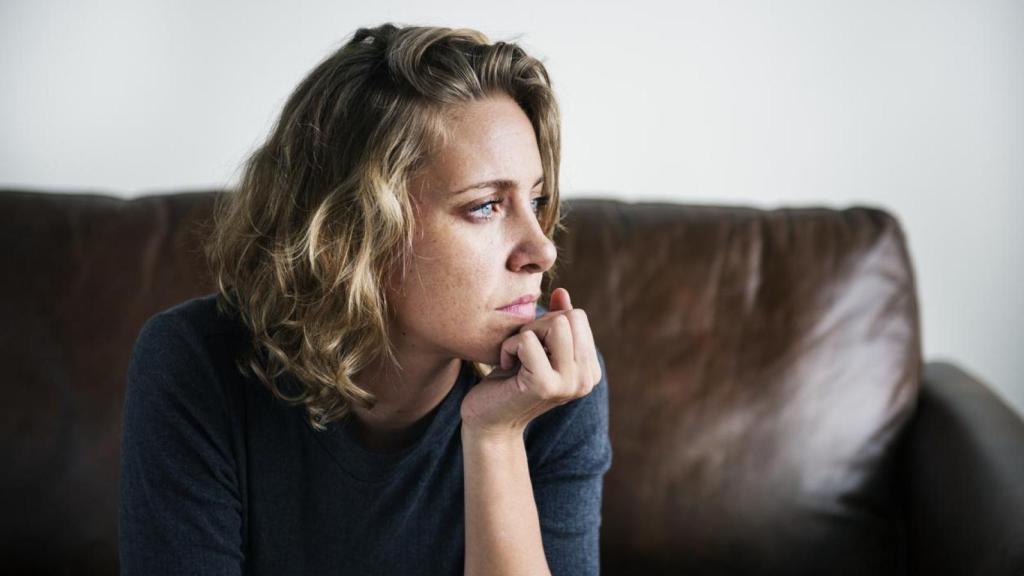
[
  {"xmin": 526, "ymin": 350, "xmax": 613, "ymax": 576},
  {"xmin": 119, "ymin": 313, "xmax": 245, "ymax": 575}
]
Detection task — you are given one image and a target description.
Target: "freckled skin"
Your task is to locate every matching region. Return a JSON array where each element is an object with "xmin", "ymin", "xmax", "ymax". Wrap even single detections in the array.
[{"xmin": 391, "ymin": 94, "xmax": 556, "ymax": 366}]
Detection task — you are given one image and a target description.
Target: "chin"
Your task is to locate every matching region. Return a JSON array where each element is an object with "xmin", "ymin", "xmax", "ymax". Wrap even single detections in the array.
[
  {"xmin": 455, "ymin": 335, "xmax": 505, "ymax": 367},
  {"xmin": 452, "ymin": 319, "xmax": 522, "ymax": 366}
]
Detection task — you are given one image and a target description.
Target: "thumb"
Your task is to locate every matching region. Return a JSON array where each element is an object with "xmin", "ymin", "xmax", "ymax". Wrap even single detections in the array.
[{"xmin": 548, "ymin": 287, "xmax": 573, "ymax": 312}]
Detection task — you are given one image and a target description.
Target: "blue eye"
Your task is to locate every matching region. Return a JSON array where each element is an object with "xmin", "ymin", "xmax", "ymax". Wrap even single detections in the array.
[
  {"xmin": 469, "ymin": 200, "xmax": 500, "ymax": 219},
  {"xmin": 531, "ymin": 195, "xmax": 550, "ymax": 214},
  {"xmin": 467, "ymin": 195, "xmax": 550, "ymax": 221}
]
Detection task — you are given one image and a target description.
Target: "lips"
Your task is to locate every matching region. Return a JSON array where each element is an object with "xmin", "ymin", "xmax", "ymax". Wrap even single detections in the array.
[
  {"xmin": 499, "ymin": 293, "xmax": 540, "ymax": 308},
  {"xmin": 497, "ymin": 293, "xmax": 540, "ymax": 319}
]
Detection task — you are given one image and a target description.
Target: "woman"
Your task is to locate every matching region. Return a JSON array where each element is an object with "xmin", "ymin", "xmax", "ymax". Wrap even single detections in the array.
[{"xmin": 119, "ymin": 23, "xmax": 611, "ymax": 575}]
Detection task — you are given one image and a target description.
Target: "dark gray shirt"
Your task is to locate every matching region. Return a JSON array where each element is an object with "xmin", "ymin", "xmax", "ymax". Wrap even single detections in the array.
[{"xmin": 119, "ymin": 294, "xmax": 611, "ymax": 575}]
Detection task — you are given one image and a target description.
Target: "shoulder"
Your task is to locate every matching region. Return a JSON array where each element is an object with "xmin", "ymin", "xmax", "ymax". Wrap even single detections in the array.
[
  {"xmin": 137, "ymin": 293, "xmax": 241, "ymax": 343},
  {"xmin": 132, "ymin": 293, "xmax": 244, "ymax": 368},
  {"xmin": 127, "ymin": 293, "xmax": 247, "ymax": 417}
]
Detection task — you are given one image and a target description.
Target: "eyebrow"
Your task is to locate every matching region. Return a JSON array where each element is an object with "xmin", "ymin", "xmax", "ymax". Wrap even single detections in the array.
[{"xmin": 450, "ymin": 175, "xmax": 545, "ymax": 196}]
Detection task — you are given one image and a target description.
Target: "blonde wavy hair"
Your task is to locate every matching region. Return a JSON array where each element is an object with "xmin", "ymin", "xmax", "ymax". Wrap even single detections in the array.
[{"xmin": 204, "ymin": 24, "xmax": 563, "ymax": 431}]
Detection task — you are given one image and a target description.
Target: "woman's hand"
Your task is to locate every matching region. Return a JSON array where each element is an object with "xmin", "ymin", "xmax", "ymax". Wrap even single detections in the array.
[{"xmin": 460, "ymin": 287, "xmax": 602, "ymax": 440}]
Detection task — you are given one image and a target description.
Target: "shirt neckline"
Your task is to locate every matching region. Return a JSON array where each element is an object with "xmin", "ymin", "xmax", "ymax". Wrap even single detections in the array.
[{"xmin": 313, "ymin": 359, "xmax": 477, "ymax": 483}]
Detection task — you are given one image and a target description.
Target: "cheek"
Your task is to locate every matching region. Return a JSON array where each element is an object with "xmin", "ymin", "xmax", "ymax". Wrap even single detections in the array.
[
  {"xmin": 395, "ymin": 228, "xmax": 515, "ymax": 362},
  {"xmin": 404, "ymin": 226, "xmax": 501, "ymax": 312},
  {"xmin": 434, "ymin": 240, "xmax": 497, "ymax": 304}
]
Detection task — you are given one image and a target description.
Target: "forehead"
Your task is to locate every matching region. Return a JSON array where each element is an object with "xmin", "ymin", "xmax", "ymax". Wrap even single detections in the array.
[{"xmin": 413, "ymin": 95, "xmax": 542, "ymax": 198}]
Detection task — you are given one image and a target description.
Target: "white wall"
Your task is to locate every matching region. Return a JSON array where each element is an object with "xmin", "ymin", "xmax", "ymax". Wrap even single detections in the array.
[{"xmin": 3, "ymin": 0, "xmax": 1022, "ymax": 416}]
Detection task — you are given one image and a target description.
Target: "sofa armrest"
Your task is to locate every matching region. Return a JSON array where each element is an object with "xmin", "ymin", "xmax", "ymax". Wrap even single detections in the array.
[{"xmin": 904, "ymin": 361, "xmax": 1024, "ymax": 576}]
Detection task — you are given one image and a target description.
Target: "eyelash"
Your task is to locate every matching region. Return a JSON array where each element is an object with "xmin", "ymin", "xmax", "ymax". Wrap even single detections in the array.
[{"xmin": 468, "ymin": 195, "xmax": 550, "ymax": 221}]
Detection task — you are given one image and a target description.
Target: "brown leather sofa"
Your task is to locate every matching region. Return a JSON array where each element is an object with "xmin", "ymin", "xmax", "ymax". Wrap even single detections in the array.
[{"xmin": 2, "ymin": 189, "xmax": 1022, "ymax": 575}]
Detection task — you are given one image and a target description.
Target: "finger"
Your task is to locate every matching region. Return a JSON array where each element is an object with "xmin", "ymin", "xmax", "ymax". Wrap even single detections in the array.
[
  {"xmin": 517, "ymin": 308, "xmax": 568, "ymax": 340},
  {"xmin": 500, "ymin": 330, "xmax": 553, "ymax": 376},
  {"xmin": 566, "ymin": 309, "xmax": 602, "ymax": 385},
  {"xmin": 545, "ymin": 314, "xmax": 575, "ymax": 374},
  {"xmin": 548, "ymin": 287, "xmax": 572, "ymax": 312},
  {"xmin": 500, "ymin": 333, "xmax": 520, "ymax": 371},
  {"xmin": 513, "ymin": 330, "xmax": 554, "ymax": 382}
]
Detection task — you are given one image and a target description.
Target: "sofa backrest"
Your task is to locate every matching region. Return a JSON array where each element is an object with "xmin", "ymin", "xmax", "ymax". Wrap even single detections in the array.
[
  {"xmin": 0, "ymin": 191, "xmax": 921, "ymax": 574},
  {"xmin": 553, "ymin": 199, "xmax": 921, "ymax": 574},
  {"xmin": 0, "ymin": 191, "xmax": 219, "ymax": 573}
]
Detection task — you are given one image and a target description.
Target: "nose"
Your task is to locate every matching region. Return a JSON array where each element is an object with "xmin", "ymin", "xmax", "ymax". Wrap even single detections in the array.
[{"xmin": 506, "ymin": 211, "xmax": 557, "ymax": 274}]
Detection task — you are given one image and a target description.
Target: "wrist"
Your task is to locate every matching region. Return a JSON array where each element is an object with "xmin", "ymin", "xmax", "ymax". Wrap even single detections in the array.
[{"xmin": 461, "ymin": 422, "xmax": 526, "ymax": 448}]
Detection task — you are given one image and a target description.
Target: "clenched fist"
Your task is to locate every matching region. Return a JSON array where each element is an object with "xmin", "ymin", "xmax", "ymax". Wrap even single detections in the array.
[{"xmin": 460, "ymin": 287, "xmax": 602, "ymax": 438}]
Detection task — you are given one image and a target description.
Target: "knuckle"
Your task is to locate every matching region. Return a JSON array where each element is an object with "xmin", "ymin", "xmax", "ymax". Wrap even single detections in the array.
[
  {"xmin": 554, "ymin": 314, "xmax": 570, "ymax": 331},
  {"xmin": 538, "ymin": 380, "xmax": 561, "ymax": 401},
  {"xmin": 505, "ymin": 332, "xmax": 524, "ymax": 349},
  {"xmin": 569, "ymin": 308, "xmax": 588, "ymax": 322}
]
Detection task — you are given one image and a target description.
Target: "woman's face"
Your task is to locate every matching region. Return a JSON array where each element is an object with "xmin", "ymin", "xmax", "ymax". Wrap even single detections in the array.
[{"xmin": 389, "ymin": 94, "xmax": 556, "ymax": 366}]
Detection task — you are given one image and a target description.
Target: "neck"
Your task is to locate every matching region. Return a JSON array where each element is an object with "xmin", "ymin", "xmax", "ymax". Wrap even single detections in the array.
[{"xmin": 349, "ymin": 347, "xmax": 463, "ymax": 452}]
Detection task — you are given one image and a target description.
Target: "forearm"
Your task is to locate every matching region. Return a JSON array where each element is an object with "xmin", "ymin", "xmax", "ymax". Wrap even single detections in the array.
[{"xmin": 462, "ymin": 426, "xmax": 551, "ymax": 576}]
